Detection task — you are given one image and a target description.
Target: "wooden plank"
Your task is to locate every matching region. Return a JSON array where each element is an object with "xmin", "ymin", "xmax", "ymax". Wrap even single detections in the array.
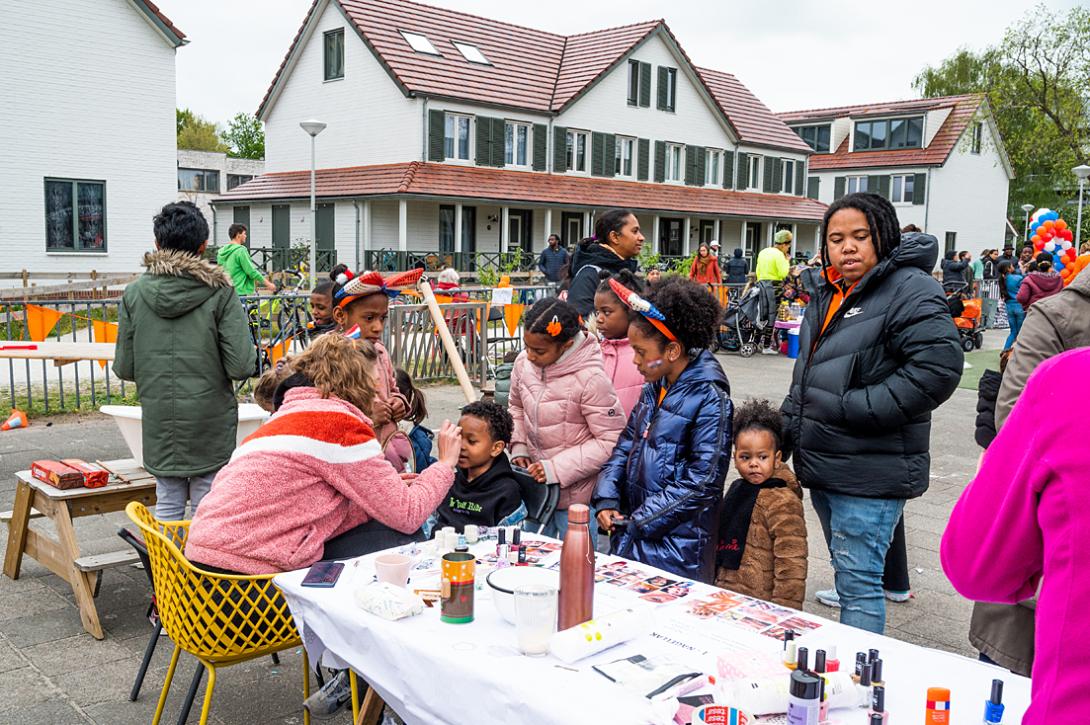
[
  {"xmin": 2, "ymin": 481, "xmax": 33, "ymax": 579},
  {"xmin": 22, "ymin": 528, "xmax": 72, "ymax": 583},
  {"xmin": 53, "ymin": 502, "xmax": 104, "ymax": 639},
  {"xmin": 74, "ymin": 550, "xmax": 139, "ymax": 572},
  {"xmin": 68, "ymin": 488, "xmax": 156, "ymax": 518},
  {"xmin": 0, "ymin": 507, "xmax": 43, "ymax": 523},
  {"xmin": 0, "ymin": 341, "xmax": 115, "ymax": 362}
]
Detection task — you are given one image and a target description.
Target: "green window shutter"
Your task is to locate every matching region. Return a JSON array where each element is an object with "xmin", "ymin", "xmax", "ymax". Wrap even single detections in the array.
[
  {"xmin": 532, "ymin": 124, "xmax": 547, "ymax": 171},
  {"xmin": 657, "ymin": 66, "xmax": 669, "ymax": 110},
  {"xmin": 876, "ymin": 175, "xmax": 891, "ymax": 199},
  {"xmin": 723, "ymin": 151, "xmax": 735, "ymax": 189},
  {"xmin": 833, "ymin": 176, "xmax": 846, "ymax": 200},
  {"xmin": 428, "ymin": 110, "xmax": 445, "ymax": 161},
  {"xmin": 553, "ymin": 126, "xmax": 568, "ymax": 173},
  {"xmin": 795, "ymin": 161, "xmax": 805, "ymax": 197},
  {"xmin": 684, "ymin": 145, "xmax": 698, "ymax": 185},
  {"xmin": 591, "ymin": 132, "xmax": 606, "ymax": 177},
  {"xmin": 913, "ymin": 173, "xmax": 927, "ymax": 205},
  {"xmin": 475, "ymin": 116, "xmax": 492, "ymax": 166},
  {"xmin": 639, "ymin": 62, "xmax": 651, "ymax": 107},
  {"xmin": 604, "ymin": 134, "xmax": 616, "ymax": 176},
  {"xmin": 490, "ymin": 118, "xmax": 506, "ymax": 167},
  {"xmin": 654, "ymin": 141, "xmax": 666, "ymax": 183},
  {"xmin": 771, "ymin": 158, "xmax": 783, "ymax": 193},
  {"xmin": 735, "ymin": 152, "xmax": 748, "ymax": 189},
  {"xmin": 762, "ymin": 157, "xmax": 774, "ymax": 193},
  {"xmin": 867, "ymin": 175, "xmax": 882, "ymax": 196},
  {"xmin": 806, "ymin": 176, "xmax": 820, "ymax": 199},
  {"xmin": 637, "ymin": 138, "xmax": 650, "ymax": 181}
]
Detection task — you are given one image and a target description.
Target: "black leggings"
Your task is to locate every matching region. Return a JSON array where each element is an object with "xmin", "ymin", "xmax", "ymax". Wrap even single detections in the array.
[
  {"xmin": 882, "ymin": 515, "xmax": 911, "ymax": 592},
  {"xmin": 322, "ymin": 519, "xmax": 425, "ymax": 560}
]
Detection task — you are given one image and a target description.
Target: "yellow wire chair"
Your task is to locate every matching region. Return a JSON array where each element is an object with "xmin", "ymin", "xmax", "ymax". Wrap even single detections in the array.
[{"xmin": 125, "ymin": 501, "xmax": 311, "ymax": 725}]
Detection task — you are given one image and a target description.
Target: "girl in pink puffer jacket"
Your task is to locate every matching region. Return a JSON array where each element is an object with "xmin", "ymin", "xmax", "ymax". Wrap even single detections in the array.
[
  {"xmin": 510, "ymin": 298, "xmax": 626, "ymax": 539},
  {"xmin": 594, "ymin": 270, "xmax": 646, "ymax": 416}
]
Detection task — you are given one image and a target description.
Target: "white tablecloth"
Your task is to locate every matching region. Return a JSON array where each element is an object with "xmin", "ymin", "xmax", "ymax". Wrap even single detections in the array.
[{"xmin": 275, "ymin": 537, "xmax": 1030, "ymax": 725}]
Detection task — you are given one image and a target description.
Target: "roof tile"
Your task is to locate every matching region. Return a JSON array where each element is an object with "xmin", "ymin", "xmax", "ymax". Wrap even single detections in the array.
[{"xmin": 698, "ymin": 67, "xmax": 811, "ymax": 153}]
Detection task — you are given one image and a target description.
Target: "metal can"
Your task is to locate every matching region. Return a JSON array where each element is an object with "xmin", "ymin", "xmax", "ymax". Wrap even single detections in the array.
[{"xmin": 440, "ymin": 551, "xmax": 475, "ymax": 624}]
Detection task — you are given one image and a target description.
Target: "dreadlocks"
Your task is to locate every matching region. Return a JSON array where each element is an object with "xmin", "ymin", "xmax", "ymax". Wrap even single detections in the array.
[{"xmin": 821, "ymin": 192, "xmax": 902, "ymax": 262}]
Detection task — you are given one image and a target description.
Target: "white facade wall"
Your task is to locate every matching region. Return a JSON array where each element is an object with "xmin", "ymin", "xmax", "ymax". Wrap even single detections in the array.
[
  {"xmin": 928, "ymin": 122, "xmax": 1010, "ymax": 253},
  {"xmin": 263, "ymin": 0, "xmax": 421, "ymax": 173},
  {"xmin": 0, "ymin": 0, "xmax": 178, "ymax": 273},
  {"xmin": 923, "ymin": 107, "xmax": 952, "ymax": 148}
]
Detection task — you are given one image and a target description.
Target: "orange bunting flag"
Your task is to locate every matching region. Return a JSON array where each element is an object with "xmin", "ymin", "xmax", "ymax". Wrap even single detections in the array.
[
  {"xmin": 268, "ymin": 336, "xmax": 293, "ymax": 366},
  {"xmin": 24, "ymin": 304, "xmax": 65, "ymax": 342},
  {"xmin": 91, "ymin": 319, "xmax": 119, "ymax": 369},
  {"xmin": 504, "ymin": 303, "xmax": 525, "ymax": 337}
]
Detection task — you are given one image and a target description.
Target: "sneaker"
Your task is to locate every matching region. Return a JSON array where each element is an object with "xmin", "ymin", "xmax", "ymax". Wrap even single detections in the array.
[
  {"xmin": 884, "ymin": 589, "xmax": 913, "ymax": 603},
  {"xmin": 304, "ymin": 669, "xmax": 351, "ymax": 719},
  {"xmin": 760, "ymin": 347, "xmax": 780, "ymax": 355},
  {"xmin": 815, "ymin": 589, "xmax": 913, "ymax": 607}
]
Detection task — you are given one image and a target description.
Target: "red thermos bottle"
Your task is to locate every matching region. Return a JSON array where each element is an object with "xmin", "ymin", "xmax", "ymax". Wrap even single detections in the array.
[{"xmin": 558, "ymin": 504, "xmax": 595, "ymax": 630}]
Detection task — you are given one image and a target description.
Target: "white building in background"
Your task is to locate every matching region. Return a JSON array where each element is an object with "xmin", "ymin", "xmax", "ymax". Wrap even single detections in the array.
[
  {"xmin": 778, "ymin": 95, "xmax": 1013, "ymax": 258},
  {"xmin": 0, "ymin": 0, "xmax": 186, "ymax": 274},
  {"xmin": 176, "ymin": 150, "xmax": 265, "ymax": 242},
  {"xmin": 213, "ymin": 0, "xmax": 826, "ymax": 273}
]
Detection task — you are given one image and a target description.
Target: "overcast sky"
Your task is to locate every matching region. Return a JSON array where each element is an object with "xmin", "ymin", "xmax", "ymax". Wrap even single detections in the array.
[{"xmin": 160, "ymin": 0, "xmax": 1078, "ymax": 127}]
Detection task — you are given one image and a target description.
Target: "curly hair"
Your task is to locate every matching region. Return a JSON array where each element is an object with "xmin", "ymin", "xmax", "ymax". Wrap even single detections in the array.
[
  {"xmin": 629, "ymin": 276, "xmax": 719, "ymax": 351},
  {"xmin": 732, "ymin": 398, "xmax": 784, "ymax": 450},
  {"xmin": 822, "ymin": 192, "xmax": 902, "ymax": 263},
  {"xmin": 290, "ymin": 334, "xmax": 379, "ymax": 415},
  {"xmin": 523, "ymin": 297, "xmax": 581, "ymax": 343},
  {"xmin": 595, "ymin": 267, "xmax": 644, "ymax": 297},
  {"xmin": 253, "ymin": 358, "xmax": 294, "ymax": 412},
  {"xmin": 460, "ymin": 400, "xmax": 513, "ymax": 445}
]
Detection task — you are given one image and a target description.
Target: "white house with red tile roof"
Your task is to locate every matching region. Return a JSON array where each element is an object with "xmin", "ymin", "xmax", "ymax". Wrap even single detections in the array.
[
  {"xmin": 778, "ymin": 95, "xmax": 1013, "ymax": 258},
  {"xmin": 0, "ymin": 0, "xmax": 186, "ymax": 274},
  {"xmin": 212, "ymin": 0, "xmax": 826, "ymax": 274}
]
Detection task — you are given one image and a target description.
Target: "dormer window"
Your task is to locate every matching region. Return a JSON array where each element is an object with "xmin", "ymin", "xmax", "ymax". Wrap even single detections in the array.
[
  {"xmin": 795, "ymin": 124, "xmax": 831, "ymax": 153},
  {"xmin": 452, "ymin": 41, "xmax": 490, "ymax": 65},
  {"xmin": 854, "ymin": 116, "xmax": 923, "ymax": 151},
  {"xmin": 400, "ymin": 30, "xmax": 441, "ymax": 56}
]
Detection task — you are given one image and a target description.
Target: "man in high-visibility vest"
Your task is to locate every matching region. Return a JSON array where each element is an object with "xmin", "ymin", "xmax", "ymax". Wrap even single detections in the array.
[{"xmin": 755, "ymin": 230, "xmax": 793, "ymax": 282}]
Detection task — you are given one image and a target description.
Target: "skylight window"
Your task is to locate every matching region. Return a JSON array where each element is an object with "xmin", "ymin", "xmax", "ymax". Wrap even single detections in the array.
[
  {"xmin": 452, "ymin": 41, "xmax": 490, "ymax": 65},
  {"xmin": 400, "ymin": 30, "xmax": 440, "ymax": 56}
]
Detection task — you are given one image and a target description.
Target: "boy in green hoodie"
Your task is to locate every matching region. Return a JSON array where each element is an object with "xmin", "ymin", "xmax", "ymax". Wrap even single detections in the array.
[
  {"xmin": 114, "ymin": 202, "xmax": 257, "ymax": 520},
  {"xmin": 217, "ymin": 223, "xmax": 275, "ymax": 296}
]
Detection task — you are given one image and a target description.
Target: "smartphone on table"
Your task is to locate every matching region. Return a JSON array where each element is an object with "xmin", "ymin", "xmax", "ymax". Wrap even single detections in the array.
[{"xmin": 301, "ymin": 560, "xmax": 344, "ymax": 588}]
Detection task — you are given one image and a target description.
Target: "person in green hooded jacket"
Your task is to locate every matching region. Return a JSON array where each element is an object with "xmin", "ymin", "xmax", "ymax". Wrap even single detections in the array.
[
  {"xmin": 114, "ymin": 201, "xmax": 257, "ymax": 520},
  {"xmin": 217, "ymin": 223, "xmax": 275, "ymax": 296}
]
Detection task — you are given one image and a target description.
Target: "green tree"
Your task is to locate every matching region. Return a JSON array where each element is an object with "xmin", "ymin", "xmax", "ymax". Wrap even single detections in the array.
[
  {"xmin": 222, "ymin": 112, "xmax": 265, "ymax": 160},
  {"xmin": 913, "ymin": 4, "xmax": 1090, "ymax": 231},
  {"xmin": 176, "ymin": 107, "xmax": 228, "ymax": 153}
]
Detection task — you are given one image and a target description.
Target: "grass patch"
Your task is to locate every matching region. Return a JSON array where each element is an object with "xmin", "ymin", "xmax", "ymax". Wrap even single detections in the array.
[{"xmin": 959, "ymin": 349, "xmax": 1002, "ymax": 391}]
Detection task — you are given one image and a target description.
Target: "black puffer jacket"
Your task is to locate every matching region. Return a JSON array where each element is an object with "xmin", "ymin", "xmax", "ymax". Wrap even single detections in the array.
[
  {"xmin": 781, "ymin": 233, "xmax": 963, "ymax": 499},
  {"xmin": 974, "ymin": 369, "xmax": 1002, "ymax": 449},
  {"xmin": 567, "ymin": 241, "xmax": 638, "ymax": 316}
]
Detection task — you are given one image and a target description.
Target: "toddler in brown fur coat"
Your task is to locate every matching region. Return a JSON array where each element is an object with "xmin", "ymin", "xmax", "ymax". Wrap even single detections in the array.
[{"xmin": 715, "ymin": 399, "xmax": 808, "ymax": 609}]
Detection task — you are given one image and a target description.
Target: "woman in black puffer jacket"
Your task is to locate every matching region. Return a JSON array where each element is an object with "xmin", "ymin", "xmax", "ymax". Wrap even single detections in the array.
[{"xmin": 781, "ymin": 193, "xmax": 962, "ymax": 634}]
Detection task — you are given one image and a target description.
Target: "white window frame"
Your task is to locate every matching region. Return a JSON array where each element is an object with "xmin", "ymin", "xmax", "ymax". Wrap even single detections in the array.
[
  {"xmin": 665, "ymin": 143, "xmax": 684, "ymax": 183},
  {"xmin": 846, "ymin": 175, "xmax": 868, "ymax": 194},
  {"xmin": 781, "ymin": 159, "xmax": 795, "ymax": 194},
  {"xmin": 890, "ymin": 174, "xmax": 915, "ymax": 204},
  {"xmin": 400, "ymin": 30, "xmax": 441, "ymax": 56},
  {"xmin": 747, "ymin": 155, "xmax": 763, "ymax": 191},
  {"xmin": 451, "ymin": 41, "xmax": 490, "ymax": 65},
  {"xmin": 705, "ymin": 149, "xmax": 723, "ymax": 186},
  {"xmin": 566, "ymin": 129, "xmax": 589, "ymax": 174},
  {"xmin": 615, "ymin": 136, "xmax": 636, "ymax": 179},
  {"xmin": 971, "ymin": 122, "xmax": 983, "ymax": 154},
  {"xmin": 505, "ymin": 121, "xmax": 531, "ymax": 168},
  {"xmin": 444, "ymin": 113, "xmax": 472, "ymax": 162}
]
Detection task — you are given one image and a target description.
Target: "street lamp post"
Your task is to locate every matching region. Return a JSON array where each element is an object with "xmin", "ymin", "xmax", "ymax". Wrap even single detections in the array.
[
  {"xmin": 300, "ymin": 120, "xmax": 327, "ymax": 288},
  {"xmin": 1075, "ymin": 165, "xmax": 1090, "ymax": 251},
  {"xmin": 1020, "ymin": 203, "xmax": 1035, "ymax": 243}
]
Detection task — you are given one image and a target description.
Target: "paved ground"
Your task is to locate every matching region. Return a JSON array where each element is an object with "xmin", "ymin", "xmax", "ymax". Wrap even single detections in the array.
[{"xmin": 0, "ymin": 332, "xmax": 1003, "ymax": 723}]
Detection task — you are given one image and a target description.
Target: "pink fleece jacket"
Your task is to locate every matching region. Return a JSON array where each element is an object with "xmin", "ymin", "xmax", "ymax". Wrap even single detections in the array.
[
  {"xmin": 599, "ymin": 336, "xmax": 644, "ymax": 417},
  {"xmin": 509, "ymin": 332, "xmax": 625, "ymax": 510},
  {"xmin": 942, "ymin": 348, "xmax": 1090, "ymax": 725},
  {"xmin": 373, "ymin": 341, "xmax": 412, "ymax": 470},
  {"xmin": 185, "ymin": 387, "xmax": 453, "ymax": 574}
]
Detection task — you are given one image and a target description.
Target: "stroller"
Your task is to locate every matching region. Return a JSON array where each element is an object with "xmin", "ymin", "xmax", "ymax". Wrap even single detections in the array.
[
  {"xmin": 944, "ymin": 283, "xmax": 984, "ymax": 352},
  {"xmin": 716, "ymin": 282, "xmax": 775, "ymax": 357}
]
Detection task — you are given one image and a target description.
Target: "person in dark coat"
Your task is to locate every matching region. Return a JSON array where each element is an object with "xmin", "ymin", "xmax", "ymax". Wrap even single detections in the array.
[
  {"xmin": 566, "ymin": 209, "xmax": 642, "ymax": 316},
  {"xmin": 941, "ymin": 249, "xmax": 969, "ymax": 289},
  {"xmin": 725, "ymin": 248, "xmax": 749, "ymax": 284},
  {"xmin": 781, "ymin": 192, "xmax": 963, "ymax": 633},
  {"xmin": 537, "ymin": 234, "xmax": 569, "ymax": 284},
  {"xmin": 974, "ymin": 350, "xmax": 1010, "ymax": 450},
  {"xmin": 595, "ymin": 277, "xmax": 731, "ymax": 583}
]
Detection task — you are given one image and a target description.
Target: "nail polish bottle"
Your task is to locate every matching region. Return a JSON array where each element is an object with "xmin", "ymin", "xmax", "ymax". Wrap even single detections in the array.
[
  {"xmin": 825, "ymin": 645, "xmax": 840, "ymax": 673},
  {"xmin": 868, "ymin": 684, "xmax": 887, "ymax": 723},
  {"xmin": 984, "ymin": 679, "xmax": 1004, "ymax": 724},
  {"xmin": 856, "ymin": 662, "xmax": 873, "ymax": 708},
  {"xmin": 496, "ymin": 527, "xmax": 509, "ymax": 564},
  {"xmin": 508, "ymin": 528, "xmax": 522, "ymax": 565},
  {"xmin": 814, "ymin": 649, "xmax": 827, "ymax": 674},
  {"xmin": 853, "ymin": 652, "xmax": 867, "ymax": 683},
  {"xmin": 869, "ymin": 714, "xmax": 884, "ymax": 725},
  {"xmin": 783, "ymin": 629, "xmax": 798, "ymax": 666},
  {"xmin": 814, "ymin": 649, "xmax": 829, "ymax": 723},
  {"xmin": 787, "ymin": 669, "xmax": 822, "ymax": 725},
  {"xmin": 871, "ymin": 658, "xmax": 884, "ymax": 688},
  {"xmin": 868, "ymin": 648, "xmax": 880, "ymax": 664},
  {"xmin": 796, "ymin": 646, "xmax": 809, "ymax": 673}
]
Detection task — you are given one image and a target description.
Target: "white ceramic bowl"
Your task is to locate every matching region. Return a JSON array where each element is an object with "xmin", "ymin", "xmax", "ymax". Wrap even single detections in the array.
[
  {"xmin": 486, "ymin": 567, "xmax": 560, "ymax": 625},
  {"xmin": 100, "ymin": 403, "xmax": 269, "ymax": 468}
]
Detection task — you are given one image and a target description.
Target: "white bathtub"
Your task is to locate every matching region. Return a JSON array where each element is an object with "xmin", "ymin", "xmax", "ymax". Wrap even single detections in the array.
[{"xmin": 100, "ymin": 404, "xmax": 270, "ymax": 469}]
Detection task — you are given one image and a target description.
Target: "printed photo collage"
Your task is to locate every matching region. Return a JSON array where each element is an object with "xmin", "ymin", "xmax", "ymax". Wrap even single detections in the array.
[
  {"xmin": 594, "ymin": 559, "xmax": 696, "ymax": 604},
  {"xmin": 685, "ymin": 590, "xmax": 823, "ymax": 640}
]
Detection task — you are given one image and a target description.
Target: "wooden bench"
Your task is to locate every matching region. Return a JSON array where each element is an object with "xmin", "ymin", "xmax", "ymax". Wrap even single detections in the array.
[
  {"xmin": 75, "ymin": 549, "xmax": 142, "ymax": 598},
  {"xmin": 1, "ymin": 508, "xmax": 44, "ymax": 523}
]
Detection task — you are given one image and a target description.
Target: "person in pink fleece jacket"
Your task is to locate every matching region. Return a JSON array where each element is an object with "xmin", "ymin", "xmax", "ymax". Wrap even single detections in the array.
[
  {"xmin": 942, "ymin": 347, "xmax": 1090, "ymax": 724},
  {"xmin": 186, "ymin": 334, "xmax": 461, "ymax": 574},
  {"xmin": 510, "ymin": 297, "xmax": 625, "ymax": 540},
  {"xmin": 594, "ymin": 270, "xmax": 645, "ymax": 416}
]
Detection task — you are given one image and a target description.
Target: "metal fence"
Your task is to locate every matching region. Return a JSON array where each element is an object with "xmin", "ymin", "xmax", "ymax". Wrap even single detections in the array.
[{"xmin": 202, "ymin": 246, "xmax": 338, "ymax": 275}]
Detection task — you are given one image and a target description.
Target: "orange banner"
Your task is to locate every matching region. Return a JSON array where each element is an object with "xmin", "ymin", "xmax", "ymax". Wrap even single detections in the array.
[
  {"xmin": 504, "ymin": 303, "xmax": 524, "ymax": 337},
  {"xmin": 24, "ymin": 304, "xmax": 66, "ymax": 342},
  {"xmin": 91, "ymin": 319, "xmax": 119, "ymax": 369},
  {"xmin": 268, "ymin": 336, "xmax": 293, "ymax": 366}
]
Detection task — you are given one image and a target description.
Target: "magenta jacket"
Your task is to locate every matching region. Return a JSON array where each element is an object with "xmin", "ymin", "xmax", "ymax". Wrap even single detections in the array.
[
  {"xmin": 186, "ymin": 387, "xmax": 453, "ymax": 574},
  {"xmin": 1016, "ymin": 271, "xmax": 1063, "ymax": 308},
  {"xmin": 942, "ymin": 348, "xmax": 1090, "ymax": 724},
  {"xmin": 509, "ymin": 332, "xmax": 625, "ymax": 510},
  {"xmin": 599, "ymin": 336, "xmax": 644, "ymax": 417}
]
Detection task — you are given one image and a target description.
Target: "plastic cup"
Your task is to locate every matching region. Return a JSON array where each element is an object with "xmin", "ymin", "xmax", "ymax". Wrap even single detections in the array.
[
  {"xmin": 464, "ymin": 524, "xmax": 479, "ymax": 544},
  {"xmin": 513, "ymin": 584, "xmax": 558, "ymax": 656},
  {"xmin": 374, "ymin": 553, "xmax": 412, "ymax": 587}
]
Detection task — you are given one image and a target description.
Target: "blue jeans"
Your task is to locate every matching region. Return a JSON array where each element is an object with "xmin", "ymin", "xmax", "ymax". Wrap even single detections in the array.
[
  {"xmin": 541, "ymin": 506, "xmax": 598, "ymax": 549},
  {"xmin": 1004, "ymin": 302, "xmax": 1025, "ymax": 350},
  {"xmin": 809, "ymin": 489, "xmax": 905, "ymax": 634}
]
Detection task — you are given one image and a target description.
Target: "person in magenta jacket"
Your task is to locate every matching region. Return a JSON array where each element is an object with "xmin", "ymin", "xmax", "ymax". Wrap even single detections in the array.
[
  {"xmin": 594, "ymin": 270, "xmax": 645, "ymax": 416},
  {"xmin": 941, "ymin": 347, "xmax": 1090, "ymax": 724},
  {"xmin": 509, "ymin": 297, "xmax": 625, "ymax": 539}
]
